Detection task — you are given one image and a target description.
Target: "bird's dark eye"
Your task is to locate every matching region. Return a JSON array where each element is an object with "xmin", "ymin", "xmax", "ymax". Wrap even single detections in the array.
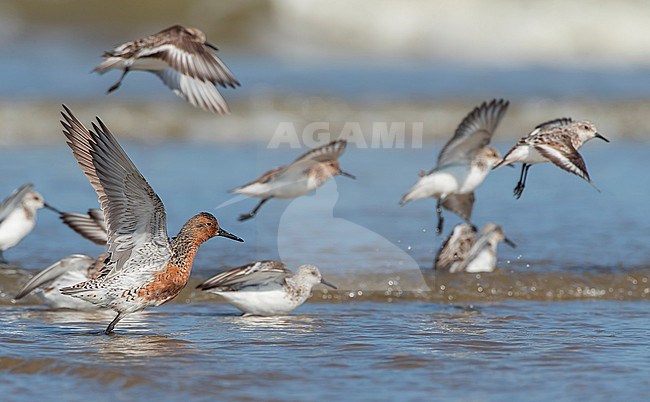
[
  {"xmin": 583, "ymin": 125, "xmax": 589, "ymax": 130},
  {"xmin": 206, "ymin": 222, "xmax": 213, "ymax": 227}
]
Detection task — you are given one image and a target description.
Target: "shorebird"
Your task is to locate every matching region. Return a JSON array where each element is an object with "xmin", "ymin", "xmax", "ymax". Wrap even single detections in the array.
[
  {"xmin": 493, "ymin": 118, "xmax": 609, "ymax": 198},
  {"xmin": 59, "ymin": 105, "xmax": 243, "ymax": 334},
  {"xmin": 14, "ymin": 209, "xmax": 108, "ymax": 310},
  {"xmin": 400, "ymin": 99, "xmax": 509, "ymax": 233},
  {"xmin": 93, "ymin": 25, "xmax": 239, "ymax": 114},
  {"xmin": 435, "ymin": 223, "xmax": 515, "ymax": 273},
  {"xmin": 231, "ymin": 139, "xmax": 355, "ymax": 221},
  {"xmin": 15, "ymin": 254, "xmax": 107, "ymax": 309},
  {"xmin": 16, "ymin": 209, "xmax": 109, "ymax": 309},
  {"xmin": 197, "ymin": 260, "xmax": 336, "ymax": 316},
  {"xmin": 0, "ymin": 183, "xmax": 60, "ymax": 263}
]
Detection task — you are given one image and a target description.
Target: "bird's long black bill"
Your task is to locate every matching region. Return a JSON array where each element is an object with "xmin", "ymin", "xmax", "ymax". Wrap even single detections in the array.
[
  {"xmin": 205, "ymin": 42, "xmax": 219, "ymax": 51},
  {"xmin": 44, "ymin": 203, "xmax": 62, "ymax": 214},
  {"xmin": 218, "ymin": 228, "xmax": 244, "ymax": 242},
  {"xmin": 320, "ymin": 278, "xmax": 337, "ymax": 289},
  {"xmin": 339, "ymin": 171, "xmax": 356, "ymax": 180},
  {"xmin": 504, "ymin": 237, "xmax": 517, "ymax": 248},
  {"xmin": 595, "ymin": 133, "xmax": 610, "ymax": 143}
]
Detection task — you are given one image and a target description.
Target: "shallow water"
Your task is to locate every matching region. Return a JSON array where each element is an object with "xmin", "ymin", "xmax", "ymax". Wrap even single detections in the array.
[
  {"xmin": 1, "ymin": 302, "xmax": 648, "ymax": 401},
  {"xmin": 0, "ymin": 141, "xmax": 649, "ymax": 400}
]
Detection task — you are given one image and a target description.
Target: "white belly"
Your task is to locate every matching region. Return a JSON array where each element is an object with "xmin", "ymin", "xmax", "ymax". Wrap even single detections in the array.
[
  {"xmin": 246, "ymin": 170, "xmax": 325, "ymax": 199},
  {"xmin": 0, "ymin": 208, "xmax": 34, "ymax": 250},
  {"xmin": 271, "ymin": 176, "xmax": 318, "ymax": 198},
  {"xmin": 464, "ymin": 248, "xmax": 497, "ymax": 273},
  {"xmin": 214, "ymin": 289, "xmax": 304, "ymax": 315},
  {"xmin": 507, "ymin": 145, "xmax": 548, "ymax": 165},
  {"xmin": 403, "ymin": 166, "xmax": 467, "ymax": 202},
  {"xmin": 459, "ymin": 165, "xmax": 489, "ymax": 193}
]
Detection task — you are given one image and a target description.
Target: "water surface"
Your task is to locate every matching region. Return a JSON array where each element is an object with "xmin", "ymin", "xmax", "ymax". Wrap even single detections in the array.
[{"xmin": 0, "ymin": 141, "xmax": 648, "ymax": 400}]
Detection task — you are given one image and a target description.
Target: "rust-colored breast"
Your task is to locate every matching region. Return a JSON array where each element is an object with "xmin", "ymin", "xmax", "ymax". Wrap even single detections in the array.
[{"xmin": 137, "ymin": 263, "xmax": 192, "ymax": 304}]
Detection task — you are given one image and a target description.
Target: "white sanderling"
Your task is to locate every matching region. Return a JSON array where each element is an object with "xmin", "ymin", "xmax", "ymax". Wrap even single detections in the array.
[
  {"xmin": 93, "ymin": 25, "xmax": 239, "ymax": 114},
  {"xmin": 400, "ymin": 99, "xmax": 509, "ymax": 233},
  {"xmin": 197, "ymin": 260, "xmax": 336, "ymax": 316},
  {"xmin": 59, "ymin": 105, "xmax": 243, "ymax": 334},
  {"xmin": 231, "ymin": 139, "xmax": 355, "ymax": 221},
  {"xmin": 435, "ymin": 223, "xmax": 515, "ymax": 273},
  {"xmin": 15, "ymin": 254, "xmax": 107, "ymax": 309},
  {"xmin": 0, "ymin": 183, "xmax": 59, "ymax": 263},
  {"xmin": 493, "ymin": 118, "xmax": 609, "ymax": 198},
  {"xmin": 15, "ymin": 208, "xmax": 109, "ymax": 309}
]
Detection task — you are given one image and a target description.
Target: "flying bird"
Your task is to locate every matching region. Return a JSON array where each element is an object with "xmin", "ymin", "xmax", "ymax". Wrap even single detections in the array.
[
  {"xmin": 59, "ymin": 105, "xmax": 243, "ymax": 334},
  {"xmin": 400, "ymin": 99, "xmax": 509, "ymax": 233},
  {"xmin": 231, "ymin": 139, "xmax": 355, "ymax": 221},
  {"xmin": 93, "ymin": 25, "xmax": 240, "ymax": 114},
  {"xmin": 493, "ymin": 118, "xmax": 609, "ymax": 198}
]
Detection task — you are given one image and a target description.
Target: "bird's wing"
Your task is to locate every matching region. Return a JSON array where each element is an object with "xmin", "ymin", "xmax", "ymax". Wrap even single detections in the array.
[
  {"xmin": 435, "ymin": 224, "xmax": 476, "ymax": 271},
  {"xmin": 292, "ymin": 139, "xmax": 348, "ymax": 164},
  {"xmin": 0, "ymin": 183, "xmax": 33, "ymax": 224},
  {"xmin": 136, "ymin": 25, "xmax": 239, "ymax": 88},
  {"xmin": 60, "ymin": 209, "xmax": 108, "ymax": 246},
  {"xmin": 442, "ymin": 192, "xmax": 475, "ymax": 222},
  {"xmin": 529, "ymin": 117, "xmax": 574, "ymax": 136},
  {"xmin": 60, "ymin": 106, "xmax": 171, "ymax": 278},
  {"xmin": 15, "ymin": 254, "xmax": 95, "ymax": 299},
  {"xmin": 197, "ymin": 261, "xmax": 291, "ymax": 291},
  {"xmin": 534, "ymin": 140, "xmax": 591, "ymax": 183},
  {"xmin": 154, "ymin": 68, "xmax": 230, "ymax": 114},
  {"xmin": 436, "ymin": 99, "xmax": 509, "ymax": 168}
]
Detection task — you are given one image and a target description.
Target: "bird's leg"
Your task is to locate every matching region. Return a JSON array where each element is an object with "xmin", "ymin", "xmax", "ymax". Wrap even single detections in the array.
[
  {"xmin": 238, "ymin": 198, "xmax": 270, "ymax": 222},
  {"xmin": 104, "ymin": 312, "xmax": 126, "ymax": 335},
  {"xmin": 436, "ymin": 199, "xmax": 444, "ymax": 234},
  {"xmin": 513, "ymin": 164, "xmax": 531, "ymax": 199},
  {"xmin": 0, "ymin": 250, "xmax": 6, "ymax": 264},
  {"xmin": 107, "ymin": 68, "xmax": 130, "ymax": 94}
]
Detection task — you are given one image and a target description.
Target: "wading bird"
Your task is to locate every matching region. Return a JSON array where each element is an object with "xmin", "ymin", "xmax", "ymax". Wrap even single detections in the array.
[{"xmin": 58, "ymin": 106, "xmax": 243, "ymax": 334}]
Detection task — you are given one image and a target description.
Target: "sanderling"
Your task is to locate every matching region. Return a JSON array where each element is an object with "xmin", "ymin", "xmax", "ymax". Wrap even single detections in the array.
[
  {"xmin": 93, "ymin": 25, "xmax": 239, "ymax": 114},
  {"xmin": 231, "ymin": 139, "xmax": 355, "ymax": 221},
  {"xmin": 60, "ymin": 209, "xmax": 107, "ymax": 246},
  {"xmin": 493, "ymin": 118, "xmax": 609, "ymax": 198},
  {"xmin": 15, "ymin": 254, "xmax": 107, "ymax": 309},
  {"xmin": 400, "ymin": 99, "xmax": 509, "ymax": 233},
  {"xmin": 435, "ymin": 223, "xmax": 515, "ymax": 273},
  {"xmin": 17, "ymin": 208, "xmax": 109, "ymax": 309},
  {"xmin": 59, "ymin": 105, "xmax": 243, "ymax": 334},
  {"xmin": 0, "ymin": 183, "xmax": 60, "ymax": 263},
  {"xmin": 197, "ymin": 260, "xmax": 336, "ymax": 316}
]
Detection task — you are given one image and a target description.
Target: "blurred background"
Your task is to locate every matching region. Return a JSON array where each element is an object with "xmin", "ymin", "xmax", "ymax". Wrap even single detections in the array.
[
  {"xmin": 0, "ymin": 4, "xmax": 648, "ymax": 400},
  {"xmin": 1, "ymin": 0, "xmax": 650, "ymax": 143}
]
